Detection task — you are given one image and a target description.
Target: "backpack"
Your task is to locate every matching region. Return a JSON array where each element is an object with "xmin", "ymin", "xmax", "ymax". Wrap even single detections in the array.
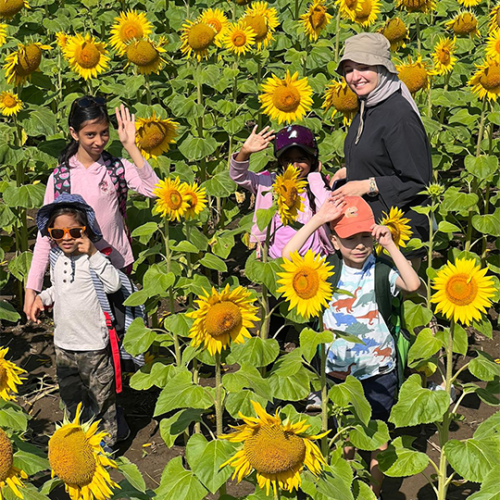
[
  {"xmin": 49, "ymin": 247, "xmax": 145, "ymax": 394},
  {"xmin": 325, "ymin": 252, "xmax": 410, "ymax": 385}
]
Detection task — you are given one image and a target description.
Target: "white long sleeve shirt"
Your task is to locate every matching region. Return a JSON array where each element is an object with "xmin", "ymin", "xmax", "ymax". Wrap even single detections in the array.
[{"xmin": 39, "ymin": 251, "xmax": 121, "ymax": 351}]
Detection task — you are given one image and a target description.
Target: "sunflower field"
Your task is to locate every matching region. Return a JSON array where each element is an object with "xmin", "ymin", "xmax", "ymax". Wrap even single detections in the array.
[{"xmin": 1, "ymin": 0, "xmax": 499, "ymax": 498}]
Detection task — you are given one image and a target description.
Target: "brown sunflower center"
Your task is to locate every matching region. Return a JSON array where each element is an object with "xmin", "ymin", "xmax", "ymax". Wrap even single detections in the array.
[
  {"xmin": 311, "ymin": 7, "xmax": 326, "ymax": 29},
  {"xmin": 454, "ymin": 14, "xmax": 477, "ymax": 34},
  {"xmin": 272, "ymin": 84, "xmax": 301, "ymax": 113},
  {"xmin": 292, "ymin": 267, "xmax": 319, "ymax": 300},
  {"xmin": 444, "ymin": 273, "xmax": 478, "ymax": 306},
  {"xmin": 75, "ymin": 42, "xmax": 101, "ymax": 69},
  {"xmin": 355, "ymin": 0, "xmax": 372, "ymax": 21},
  {"xmin": 403, "ymin": 0, "xmax": 426, "ymax": 10},
  {"xmin": 331, "ymin": 87, "xmax": 358, "ymax": 112},
  {"xmin": 0, "ymin": 429, "xmax": 13, "ymax": 482},
  {"xmin": 127, "ymin": 41, "xmax": 159, "ymax": 66},
  {"xmin": 496, "ymin": 9, "xmax": 500, "ymax": 26},
  {"xmin": 165, "ymin": 190, "xmax": 182, "ymax": 210},
  {"xmin": 345, "ymin": 0, "xmax": 358, "ymax": 8},
  {"xmin": 244, "ymin": 424, "xmax": 306, "ymax": 474},
  {"xmin": 495, "ymin": 40, "xmax": 500, "ymax": 55},
  {"xmin": 281, "ymin": 179, "xmax": 300, "ymax": 207},
  {"xmin": 186, "ymin": 193, "xmax": 198, "ymax": 209},
  {"xmin": 243, "ymin": 15, "xmax": 268, "ymax": 40},
  {"xmin": 48, "ymin": 427, "xmax": 97, "ymax": 487},
  {"xmin": 232, "ymin": 32, "xmax": 247, "ymax": 47},
  {"xmin": 188, "ymin": 23, "xmax": 215, "ymax": 50},
  {"xmin": 121, "ymin": 21, "xmax": 143, "ymax": 42},
  {"xmin": 399, "ymin": 65, "xmax": 428, "ymax": 93},
  {"xmin": 480, "ymin": 65, "xmax": 500, "ymax": 91},
  {"xmin": 139, "ymin": 122, "xmax": 167, "ymax": 149},
  {"xmin": 384, "ymin": 19, "xmax": 406, "ymax": 41},
  {"xmin": 0, "ymin": 0, "xmax": 24, "ymax": 18},
  {"xmin": 2, "ymin": 94, "xmax": 16, "ymax": 107},
  {"xmin": 17, "ymin": 44, "xmax": 42, "ymax": 76},
  {"xmin": 207, "ymin": 18, "xmax": 222, "ymax": 33},
  {"xmin": 205, "ymin": 301, "xmax": 242, "ymax": 338},
  {"xmin": 438, "ymin": 49, "xmax": 451, "ymax": 65},
  {"xmin": 0, "ymin": 363, "xmax": 8, "ymax": 387}
]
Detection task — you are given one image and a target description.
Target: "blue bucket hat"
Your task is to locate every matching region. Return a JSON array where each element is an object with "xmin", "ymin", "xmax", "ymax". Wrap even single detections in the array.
[{"xmin": 36, "ymin": 193, "xmax": 102, "ymax": 242}]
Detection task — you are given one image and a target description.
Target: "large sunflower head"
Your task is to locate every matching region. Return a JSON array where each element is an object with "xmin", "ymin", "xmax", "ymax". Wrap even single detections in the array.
[
  {"xmin": 431, "ymin": 258, "xmax": 496, "ymax": 326},
  {"xmin": 0, "ymin": 24, "xmax": 6, "ymax": 46},
  {"xmin": 63, "ymin": 33, "xmax": 109, "ymax": 80},
  {"xmin": 322, "ymin": 80, "xmax": 359, "ymax": 125},
  {"xmin": 376, "ymin": 207, "xmax": 412, "ymax": 255},
  {"xmin": 0, "ymin": 91, "xmax": 23, "ymax": 117},
  {"xmin": 110, "ymin": 10, "xmax": 153, "ymax": 55},
  {"xmin": 223, "ymin": 22, "xmax": 256, "ymax": 55},
  {"xmin": 379, "ymin": 17, "xmax": 409, "ymax": 51},
  {"xmin": 180, "ymin": 20, "xmax": 217, "ymax": 62},
  {"xmin": 489, "ymin": 4, "xmax": 500, "ymax": 33},
  {"xmin": 0, "ymin": 347, "xmax": 26, "ymax": 401},
  {"xmin": 432, "ymin": 37, "xmax": 457, "ymax": 75},
  {"xmin": 241, "ymin": 1, "xmax": 279, "ymax": 50},
  {"xmin": 220, "ymin": 400, "xmax": 328, "ymax": 496},
  {"xmin": 135, "ymin": 112, "xmax": 178, "ymax": 160},
  {"xmin": 186, "ymin": 285, "xmax": 259, "ymax": 356},
  {"xmin": 199, "ymin": 8, "xmax": 228, "ymax": 47},
  {"xmin": 0, "ymin": 0, "xmax": 28, "ymax": 19},
  {"xmin": 335, "ymin": 0, "xmax": 362, "ymax": 21},
  {"xmin": 457, "ymin": 0, "xmax": 481, "ymax": 6},
  {"xmin": 469, "ymin": 58, "xmax": 500, "ymax": 101},
  {"xmin": 396, "ymin": 56, "xmax": 429, "ymax": 94},
  {"xmin": 273, "ymin": 165, "xmax": 308, "ymax": 226},
  {"xmin": 125, "ymin": 37, "xmax": 167, "ymax": 75},
  {"xmin": 446, "ymin": 11, "xmax": 480, "ymax": 38},
  {"xmin": 184, "ymin": 182, "xmax": 207, "ymax": 220},
  {"xmin": 0, "ymin": 428, "xmax": 28, "ymax": 500},
  {"xmin": 153, "ymin": 177, "xmax": 189, "ymax": 221},
  {"xmin": 48, "ymin": 403, "xmax": 119, "ymax": 500},
  {"xmin": 4, "ymin": 42, "xmax": 51, "ymax": 86},
  {"xmin": 259, "ymin": 70, "xmax": 313, "ymax": 124},
  {"xmin": 486, "ymin": 30, "xmax": 500, "ymax": 62},
  {"xmin": 396, "ymin": 0, "xmax": 436, "ymax": 13},
  {"xmin": 277, "ymin": 249, "xmax": 334, "ymax": 319},
  {"xmin": 353, "ymin": 0, "xmax": 381, "ymax": 27},
  {"xmin": 300, "ymin": 0, "xmax": 333, "ymax": 42}
]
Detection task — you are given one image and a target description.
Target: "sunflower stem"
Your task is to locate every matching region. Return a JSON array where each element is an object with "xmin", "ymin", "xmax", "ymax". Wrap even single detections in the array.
[
  {"xmin": 438, "ymin": 72, "xmax": 452, "ymax": 124},
  {"xmin": 415, "ymin": 15, "xmax": 421, "ymax": 52},
  {"xmin": 319, "ymin": 316, "xmax": 329, "ymax": 460},
  {"xmin": 257, "ymin": 58, "xmax": 263, "ymax": 128},
  {"xmin": 334, "ymin": 9, "xmax": 341, "ymax": 61},
  {"xmin": 86, "ymin": 79, "xmax": 94, "ymax": 97},
  {"xmin": 475, "ymin": 99, "xmax": 488, "ymax": 157},
  {"xmin": 215, "ymin": 351, "xmax": 223, "ymax": 436},
  {"xmin": 193, "ymin": 359, "xmax": 201, "ymax": 433},
  {"xmin": 145, "ymin": 75, "xmax": 152, "ymax": 107},
  {"xmin": 260, "ymin": 223, "xmax": 272, "ymax": 341},
  {"xmin": 426, "ymin": 207, "xmax": 435, "ymax": 308},
  {"xmin": 295, "ymin": 0, "xmax": 299, "ymax": 20}
]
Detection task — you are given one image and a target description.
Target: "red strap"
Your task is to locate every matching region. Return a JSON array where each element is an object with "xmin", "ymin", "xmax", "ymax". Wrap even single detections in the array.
[{"xmin": 104, "ymin": 312, "xmax": 122, "ymax": 394}]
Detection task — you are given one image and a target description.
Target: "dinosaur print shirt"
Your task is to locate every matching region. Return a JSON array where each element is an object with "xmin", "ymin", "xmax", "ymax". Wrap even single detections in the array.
[{"xmin": 323, "ymin": 255, "xmax": 399, "ymax": 380}]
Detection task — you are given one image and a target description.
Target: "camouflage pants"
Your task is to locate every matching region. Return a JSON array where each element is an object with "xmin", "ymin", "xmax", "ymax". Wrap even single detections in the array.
[{"xmin": 55, "ymin": 346, "xmax": 117, "ymax": 445}]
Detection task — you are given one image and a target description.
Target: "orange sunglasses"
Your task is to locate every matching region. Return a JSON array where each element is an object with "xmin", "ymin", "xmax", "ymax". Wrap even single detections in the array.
[{"xmin": 48, "ymin": 226, "xmax": 86, "ymax": 240}]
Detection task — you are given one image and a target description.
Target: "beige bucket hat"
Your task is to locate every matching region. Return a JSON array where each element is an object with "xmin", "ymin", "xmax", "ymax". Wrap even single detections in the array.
[{"xmin": 336, "ymin": 33, "xmax": 397, "ymax": 76}]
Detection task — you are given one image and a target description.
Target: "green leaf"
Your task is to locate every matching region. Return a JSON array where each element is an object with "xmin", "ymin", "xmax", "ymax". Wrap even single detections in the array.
[
  {"xmin": 143, "ymin": 264, "xmax": 175, "ymax": 296},
  {"xmin": 299, "ymin": 328, "xmax": 334, "ymax": 363},
  {"xmin": 226, "ymin": 337, "xmax": 279, "ymax": 368},
  {"xmin": 170, "ymin": 240, "xmax": 199, "ymax": 253},
  {"xmin": 123, "ymin": 318, "xmax": 156, "ymax": 357},
  {"xmin": 0, "ymin": 408, "xmax": 28, "ymax": 432},
  {"xmin": 225, "ymin": 390, "xmax": 268, "ymax": 419},
  {"xmin": 13, "ymin": 450, "xmax": 49, "ymax": 475},
  {"xmin": 131, "ymin": 222, "xmax": 158, "ymax": 238},
  {"xmin": 348, "ymin": 420, "xmax": 390, "ymax": 451},
  {"xmin": 255, "ymin": 206, "xmax": 275, "ymax": 232},
  {"xmin": 438, "ymin": 221, "xmax": 461, "ymax": 233},
  {"xmin": 268, "ymin": 366, "xmax": 312, "ymax": 401},
  {"xmin": 441, "ymin": 187, "xmax": 479, "ymax": 214},
  {"xmin": 122, "ymin": 289, "xmax": 148, "ymax": 307},
  {"xmin": 408, "ymin": 328, "xmax": 444, "ymax": 367},
  {"xmin": 378, "ymin": 436, "xmax": 429, "ymax": 477},
  {"xmin": 3, "ymin": 184, "xmax": 45, "ymax": 209},
  {"xmin": 270, "ymin": 349, "xmax": 304, "ymax": 377},
  {"xmin": 155, "ymin": 456, "xmax": 207, "ymax": 500},
  {"xmin": 159, "ymin": 409, "xmax": 205, "ymax": 448},
  {"xmin": 453, "ymin": 323, "xmax": 468, "ymax": 356},
  {"xmin": 115, "ymin": 457, "xmax": 146, "ymax": 493},
  {"xmin": 352, "ymin": 479, "xmax": 377, "ymax": 500},
  {"xmin": 389, "ymin": 374, "xmax": 449, "ymax": 427},
  {"xmin": 22, "ymin": 107, "xmax": 57, "ymax": 136},
  {"xmin": 212, "ymin": 233, "xmax": 235, "ymax": 259},
  {"xmin": 163, "ymin": 313, "xmax": 193, "ymax": 338},
  {"xmin": 223, "ymin": 364, "xmax": 272, "ymax": 400},
  {"xmin": 245, "ymin": 252, "xmax": 265, "ymax": 285},
  {"xmin": 472, "ymin": 209, "xmax": 500, "ymax": 237},
  {"xmin": 179, "ymin": 135, "xmax": 217, "ymax": 161},
  {"xmin": 403, "ymin": 302, "xmax": 433, "ymax": 334},
  {"xmin": 129, "ymin": 362, "xmax": 175, "ymax": 391},
  {"xmin": 203, "ymin": 171, "xmax": 236, "ymax": 198},
  {"xmin": 474, "ymin": 412, "xmax": 500, "ymax": 439},
  {"xmin": 464, "ymin": 155, "xmax": 498, "ymax": 179},
  {"xmin": 0, "ymin": 301, "xmax": 20, "ymax": 323},
  {"xmin": 199, "ymin": 253, "xmax": 227, "ymax": 272},
  {"xmin": 329, "ymin": 376, "xmax": 371, "ymax": 426},
  {"xmin": 469, "ymin": 351, "xmax": 500, "ymax": 382},
  {"xmin": 468, "ymin": 465, "xmax": 500, "ymax": 500}
]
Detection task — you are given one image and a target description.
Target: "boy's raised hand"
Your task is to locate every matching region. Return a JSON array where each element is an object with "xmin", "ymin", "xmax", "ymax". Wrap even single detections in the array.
[
  {"xmin": 239, "ymin": 126, "xmax": 275, "ymax": 158},
  {"xmin": 372, "ymin": 224, "xmax": 395, "ymax": 249},
  {"xmin": 77, "ymin": 233, "xmax": 97, "ymax": 257},
  {"xmin": 115, "ymin": 104, "xmax": 136, "ymax": 149},
  {"xmin": 316, "ymin": 196, "xmax": 346, "ymax": 225}
]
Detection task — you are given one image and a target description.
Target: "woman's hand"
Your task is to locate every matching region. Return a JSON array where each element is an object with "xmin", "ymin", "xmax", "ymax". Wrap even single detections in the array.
[
  {"xmin": 236, "ymin": 126, "xmax": 275, "ymax": 162},
  {"xmin": 329, "ymin": 167, "xmax": 346, "ymax": 188},
  {"xmin": 116, "ymin": 104, "xmax": 136, "ymax": 149},
  {"xmin": 332, "ymin": 179, "xmax": 370, "ymax": 199}
]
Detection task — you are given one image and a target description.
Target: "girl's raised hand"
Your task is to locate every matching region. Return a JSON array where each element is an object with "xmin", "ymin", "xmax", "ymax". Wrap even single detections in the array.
[
  {"xmin": 115, "ymin": 104, "xmax": 136, "ymax": 149},
  {"xmin": 241, "ymin": 126, "xmax": 275, "ymax": 156}
]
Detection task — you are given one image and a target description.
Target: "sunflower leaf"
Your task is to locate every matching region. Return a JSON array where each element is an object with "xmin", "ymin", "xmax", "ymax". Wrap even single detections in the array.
[
  {"xmin": 225, "ymin": 390, "xmax": 269, "ymax": 419},
  {"xmin": 155, "ymin": 456, "xmax": 207, "ymax": 500},
  {"xmin": 408, "ymin": 328, "xmax": 444, "ymax": 367},
  {"xmin": 226, "ymin": 337, "xmax": 280, "ymax": 368},
  {"xmin": 329, "ymin": 376, "xmax": 371, "ymax": 426},
  {"xmin": 469, "ymin": 350, "xmax": 500, "ymax": 382},
  {"xmin": 159, "ymin": 409, "xmax": 205, "ymax": 448},
  {"xmin": 378, "ymin": 436, "xmax": 429, "ymax": 477}
]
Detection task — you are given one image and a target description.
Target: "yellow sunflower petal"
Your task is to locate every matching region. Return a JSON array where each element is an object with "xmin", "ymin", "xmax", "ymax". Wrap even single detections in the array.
[
  {"xmin": 352, "ymin": 0, "xmax": 380, "ymax": 27},
  {"xmin": 445, "ymin": 10, "xmax": 480, "ymax": 38},
  {"xmin": 469, "ymin": 58, "xmax": 500, "ymax": 101},
  {"xmin": 322, "ymin": 79, "xmax": 359, "ymax": 126},
  {"xmin": 63, "ymin": 33, "xmax": 109, "ymax": 80},
  {"xmin": 273, "ymin": 164, "xmax": 308, "ymax": 225},
  {"xmin": 0, "ymin": 348, "xmax": 26, "ymax": 401},
  {"xmin": 396, "ymin": 0, "xmax": 436, "ymax": 13},
  {"xmin": 110, "ymin": 10, "xmax": 153, "ymax": 55},
  {"xmin": 125, "ymin": 37, "xmax": 167, "ymax": 75},
  {"xmin": 376, "ymin": 207, "xmax": 412, "ymax": 255},
  {"xmin": 379, "ymin": 17, "xmax": 409, "ymax": 51},
  {"xmin": 180, "ymin": 20, "xmax": 216, "ymax": 62},
  {"xmin": 241, "ymin": 1, "xmax": 279, "ymax": 50},
  {"xmin": 135, "ymin": 112, "xmax": 178, "ymax": 160},
  {"xmin": 153, "ymin": 177, "xmax": 189, "ymax": 222},
  {"xmin": 4, "ymin": 42, "xmax": 50, "ymax": 86},
  {"xmin": 300, "ymin": 0, "xmax": 333, "ymax": 42},
  {"xmin": 222, "ymin": 22, "xmax": 256, "ymax": 55},
  {"xmin": 431, "ymin": 37, "xmax": 457, "ymax": 75}
]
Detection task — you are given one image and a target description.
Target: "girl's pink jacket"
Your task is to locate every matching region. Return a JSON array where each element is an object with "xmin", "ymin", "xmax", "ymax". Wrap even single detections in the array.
[
  {"xmin": 229, "ymin": 153, "xmax": 334, "ymax": 259},
  {"xmin": 26, "ymin": 154, "xmax": 159, "ymax": 292}
]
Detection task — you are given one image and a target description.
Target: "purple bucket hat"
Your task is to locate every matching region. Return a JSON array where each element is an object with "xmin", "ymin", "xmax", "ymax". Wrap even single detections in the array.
[{"xmin": 274, "ymin": 125, "xmax": 318, "ymax": 159}]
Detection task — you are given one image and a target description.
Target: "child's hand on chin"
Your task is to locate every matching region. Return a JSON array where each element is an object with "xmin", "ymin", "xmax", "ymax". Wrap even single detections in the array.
[{"xmin": 76, "ymin": 234, "xmax": 97, "ymax": 256}]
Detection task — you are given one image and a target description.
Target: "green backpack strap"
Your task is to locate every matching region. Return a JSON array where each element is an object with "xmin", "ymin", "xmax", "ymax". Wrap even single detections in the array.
[{"xmin": 326, "ymin": 252, "xmax": 342, "ymax": 289}]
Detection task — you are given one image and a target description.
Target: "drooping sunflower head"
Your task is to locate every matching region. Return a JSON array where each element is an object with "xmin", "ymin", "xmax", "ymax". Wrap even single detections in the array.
[
  {"xmin": 335, "ymin": 0, "xmax": 362, "ymax": 21},
  {"xmin": 322, "ymin": 80, "xmax": 359, "ymax": 125},
  {"xmin": 396, "ymin": 0, "xmax": 436, "ymax": 13},
  {"xmin": 376, "ymin": 207, "xmax": 412, "ymax": 255},
  {"xmin": 432, "ymin": 37, "xmax": 457, "ymax": 75},
  {"xmin": 186, "ymin": 285, "xmax": 259, "ymax": 356},
  {"xmin": 199, "ymin": 8, "xmax": 228, "ymax": 46},
  {"xmin": 300, "ymin": 0, "xmax": 333, "ymax": 42},
  {"xmin": 223, "ymin": 22, "xmax": 256, "ymax": 55},
  {"xmin": 259, "ymin": 70, "xmax": 313, "ymax": 124},
  {"xmin": 241, "ymin": 1, "xmax": 279, "ymax": 50},
  {"xmin": 486, "ymin": 30, "xmax": 500, "ymax": 62},
  {"xmin": 110, "ymin": 10, "xmax": 153, "ymax": 55},
  {"xmin": 0, "ymin": 347, "xmax": 26, "ymax": 401},
  {"xmin": 153, "ymin": 177, "xmax": 189, "ymax": 221},
  {"xmin": 396, "ymin": 56, "xmax": 430, "ymax": 94},
  {"xmin": 55, "ymin": 32, "xmax": 69, "ymax": 49},
  {"xmin": 48, "ymin": 403, "xmax": 119, "ymax": 500},
  {"xmin": 135, "ymin": 112, "xmax": 178, "ymax": 160},
  {"xmin": 0, "ymin": 23, "xmax": 6, "ymax": 46},
  {"xmin": 125, "ymin": 37, "xmax": 167, "ymax": 75},
  {"xmin": 4, "ymin": 42, "xmax": 51, "ymax": 85},
  {"xmin": 220, "ymin": 400, "xmax": 328, "ymax": 496},
  {"xmin": 273, "ymin": 165, "xmax": 308, "ymax": 226},
  {"xmin": 184, "ymin": 183, "xmax": 208, "ymax": 220},
  {"xmin": 353, "ymin": 0, "xmax": 381, "ymax": 27},
  {"xmin": 180, "ymin": 20, "xmax": 217, "ymax": 61},
  {"xmin": 379, "ymin": 17, "xmax": 409, "ymax": 51},
  {"xmin": 277, "ymin": 249, "xmax": 335, "ymax": 319},
  {"xmin": 63, "ymin": 33, "xmax": 109, "ymax": 80},
  {"xmin": 469, "ymin": 58, "xmax": 500, "ymax": 101},
  {"xmin": 0, "ymin": 0, "xmax": 29, "ymax": 19},
  {"xmin": 0, "ymin": 91, "xmax": 23, "ymax": 117},
  {"xmin": 445, "ymin": 11, "xmax": 480, "ymax": 38},
  {"xmin": 489, "ymin": 4, "xmax": 500, "ymax": 33},
  {"xmin": 431, "ymin": 258, "xmax": 496, "ymax": 325},
  {"xmin": 0, "ymin": 428, "xmax": 27, "ymax": 499}
]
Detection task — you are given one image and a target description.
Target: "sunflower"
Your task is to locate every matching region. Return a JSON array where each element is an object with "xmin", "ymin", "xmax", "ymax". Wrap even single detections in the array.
[
  {"xmin": 432, "ymin": 37, "xmax": 457, "ymax": 75},
  {"xmin": 180, "ymin": 20, "xmax": 217, "ymax": 61},
  {"xmin": 353, "ymin": 0, "xmax": 380, "ymax": 27},
  {"xmin": 396, "ymin": 0, "xmax": 436, "ymax": 13},
  {"xmin": 241, "ymin": 1, "xmax": 279, "ymax": 50},
  {"xmin": 186, "ymin": 285, "xmax": 259, "ymax": 356},
  {"xmin": 110, "ymin": 10, "xmax": 153, "ymax": 55},
  {"xmin": 55, "ymin": 32, "xmax": 69, "ymax": 50},
  {"xmin": 457, "ymin": 0, "xmax": 481, "ymax": 6},
  {"xmin": 63, "ymin": 34, "xmax": 109, "ymax": 80},
  {"xmin": 396, "ymin": 56, "xmax": 429, "ymax": 94},
  {"xmin": 184, "ymin": 183, "xmax": 208, "ymax": 220},
  {"xmin": 220, "ymin": 400, "xmax": 328, "ymax": 496},
  {"xmin": 469, "ymin": 58, "xmax": 500, "ymax": 101},
  {"xmin": 273, "ymin": 165, "xmax": 308, "ymax": 226},
  {"xmin": 431, "ymin": 258, "xmax": 496, "ymax": 326},
  {"xmin": 0, "ymin": 429, "xmax": 28, "ymax": 500},
  {"xmin": 335, "ymin": 0, "xmax": 362, "ymax": 21},
  {"xmin": 0, "ymin": 347, "xmax": 26, "ymax": 401},
  {"xmin": 48, "ymin": 403, "xmax": 119, "ymax": 500},
  {"xmin": 4, "ymin": 42, "xmax": 51, "ymax": 86},
  {"xmin": 445, "ymin": 11, "xmax": 480, "ymax": 38},
  {"xmin": 300, "ymin": 0, "xmax": 333, "ymax": 42},
  {"xmin": 376, "ymin": 207, "xmax": 412, "ymax": 255},
  {"xmin": 125, "ymin": 37, "xmax": 167, "ymax": 75},
  {"xmin": 489, "ymin": 4, "xmax": 500, "ymax": 32},
  {"xmin": 0, "ymin": 24, "xmax": 6, "ymax": 46},
  {"xmin": 277, "ymin": 249, "xmax": 334, "ymax": 319},
  {"xmin": 259, "ymin": 70, "xmax": 313, "ymax": 124},
  {"xmin": 0, "ymin": 0, "xmax": 28, "ymax": 19},
  {"xmin": 379, "ymin": 18, "xmax": 409, "ymax": 51},
  {"xmin": 153, "ymin": 177, "xmax": 189, "ymax": 221},
  {"xmin": 0, "ymin": 91, "xmax": 22, "ymax": 117},
  {"xmin": 486, "ymin": 30, "xmax": 500, "ymax": 61},
  {"xmin": 135, "ymin": 113, "xmax": 178, "ymax": 159},
  {"xmin": 233, "ymin": 0, "xmax": 253, "ymax": 4},
  {"xmin": 322, "ymin": 80, "xmax": 359, "ymax": 125},
  {"xmin": 199, "ymin": 8, "xmax": 228, "ymax": 47},
  {"xmin": 223, "ymin": 22, "xmax": 256, "ymax": 55}
]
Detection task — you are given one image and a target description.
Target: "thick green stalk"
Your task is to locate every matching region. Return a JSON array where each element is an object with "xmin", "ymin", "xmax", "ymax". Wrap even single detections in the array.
[
  {"xmin": 426, "ymin": 208, "xmax": 435, "ymax": 307},
  {"xmin": 215, "ymin": 352, "xmax": 223, "ymax": 436},
  {"xmin": 257, "ymin": 59, "xmax": 263, "ymax": 128},
  {"xmin": 196, "ymin": 77, "xmax": 207, "ymax": 183},
  {"xmin": 416, "ymin": 16, "xmax": 421, "ymax": 52},
  {"xmin": 320, "ymin": 341, "xmax": 329, "ymax": 459},
  {"xmin": 475, "ymin": 99, "xmax": 488, "ymax": 157},
  {"xmin": 260, "ymin": 223, "xmax": 272, "ymax": 340},
  {"xmin": 295, "ymin": 0, "xmax": 299, "ymax": 19},
  {"xmin": 193, "ymin": 358, "xmax": 201, "ymax": 433},
  {"xmin": 438, "ymin": 72, "xmax": 452, "ymax": 124},
  {"xmin": 335, "ymin": 9, "xmax": 341, "ymax": 61},
  {"xmin": 145, "ymin": 75, "xmax": 152, "ymax": 107}
]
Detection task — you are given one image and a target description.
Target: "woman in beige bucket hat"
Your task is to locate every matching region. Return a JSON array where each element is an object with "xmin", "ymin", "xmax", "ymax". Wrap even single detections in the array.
[{"xmin": 331, "ymin": 32, "xmax": 432, "ymax": 265}]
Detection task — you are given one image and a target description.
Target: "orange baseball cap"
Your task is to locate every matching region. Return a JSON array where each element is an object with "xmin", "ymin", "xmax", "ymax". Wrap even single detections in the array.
[{"xmin": 332, "ymin": 196, "xmax": 375, "ymax": 238}]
